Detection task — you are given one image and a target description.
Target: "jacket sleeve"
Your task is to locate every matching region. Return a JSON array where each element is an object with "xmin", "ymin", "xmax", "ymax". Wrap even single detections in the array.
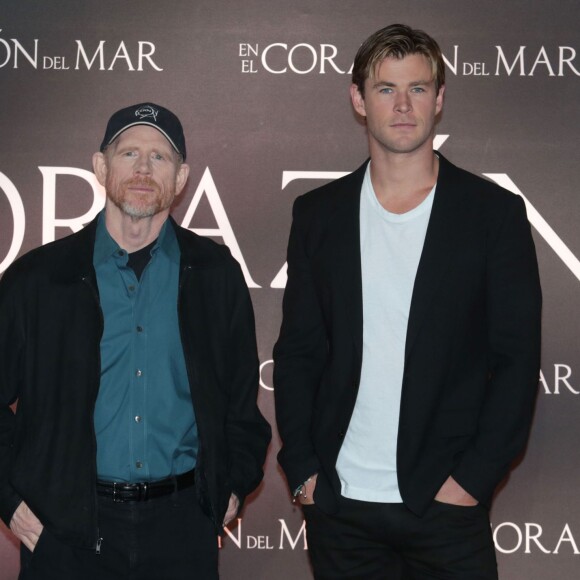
[
  {"xmin": 273, "ymin": 196, "xmax": 328, "ymax": 492},
  {"xmin": 0, "ymin": 265, "xmax": 25, "ymax": 526},
  {"xmin": 452, "ymin": 194, "xmax": 542, "ymax": 503},
  {"xmin": 224, "ymin": 256, "xmax": 271, "ymax": 502}
]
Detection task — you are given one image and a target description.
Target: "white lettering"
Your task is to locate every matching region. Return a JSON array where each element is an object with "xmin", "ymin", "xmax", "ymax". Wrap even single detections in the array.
[
  {"xmin": 181, "ymin": 167, "xmax": 260, "ymax": 288},
  {"xmin": 259, "ymin": 43, "xmax": 351, "ymax": 75},
  {"xmin": 247, "ymin": 535, "xmax": 273, "ymax": 549},
  {"xmin": 278, "ymin": 519, "xmax": 307, "ymax": 550},
  {"xmin": 39, "ymin": 167, "xmax": 105, "ymax": 244},
  {"xmin": 442, "ymin": 45, "xmax": 459, "ymax": 75},
  {"xmin": 320, "ymin": 44, "xmax": 344, "ymax": 74},
  {"xmin": 553, "ymin": 524, "xmax": 580, "ymax": 554},
  {"xmin": 137, "ymin": 41, "xmax": 162, "ymax": 71},
  {"xmin": 259, "ymin": 359, "xmax": 274, "ymax": 391},
  {"xmin": 539, "ymin": 365, "xmax": 578, "ymax": 394},
  {"xmin": 495, "ymin": 46, "xmax": 526, "ymax": 76},
  {"xmin": 494, "ymin": 522, "xmax": 579, "ymax": 554},
  {"xmin": 433, "ymin": 135, "xmax": 450, "ymax": 150},
  {"xmin": 241, "ymin": 60, "xmax": 257, "ymax": 73},
  {"xmin": 239, "ymin": 43, "xmax": 259, "ymax": 58},
  {"xmin": 484, "ymin": 173, "xmax": 580, "ymax": 282},
  {"xmin": 529, "ymin": 46, "xmax": 556, "ymax": 77},
  {"xmin": 108, "ymin": 41, "xmax": 134, "ymax": 71},
  {"xmin": 554, "ymin": 364, "xmax": 578, "ymax": 394},
  {"xmin": 288, "ymin": 44, "xmax": 317, "ymax": 74},
  {"xmin": 11, "ymin": 38, "xmax": 38, "ymax": 69},
  {"xmin": 539, "ymin": 369, "xmax": 550, "ymax": 394},
  {"xmin": 525, "ymin": 523, "xmax": 551, "ymax": 554},
  {"xmin": 222, "ymin": 518, "xmax": 242, "ymax": 548},
  {"xmin": 559, "ymin": 46, "xmax": 580, "ymax": 76},
  {"xmin": 493, "ymin": 522, "xmax": 523, "ymax": 554},
  {"xmin": 75, "ymin": 40, "xmax": 105, "ymax": 70},
  {"xmin": 261, "ymin": 43, "xmax": 287, "ymax": 74},
  {"xmin": 270, "ymin": 262, "xmax": 288, "ymax": 289}
]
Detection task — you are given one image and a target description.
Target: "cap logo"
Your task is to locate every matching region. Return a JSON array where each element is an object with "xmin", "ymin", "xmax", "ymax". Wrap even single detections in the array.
[{"xmin": 134, "ymin": 105, "xmax": 158, "ymax": 122}]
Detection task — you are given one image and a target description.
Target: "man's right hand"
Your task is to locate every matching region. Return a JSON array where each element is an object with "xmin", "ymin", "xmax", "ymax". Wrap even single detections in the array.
[
  {"xmin": 298, "ymin": 473, "xmax": 318, "ymax": 506},
  {"xmin": 10, "ymin": 501, "xmax": 43, "ymax": 552}
]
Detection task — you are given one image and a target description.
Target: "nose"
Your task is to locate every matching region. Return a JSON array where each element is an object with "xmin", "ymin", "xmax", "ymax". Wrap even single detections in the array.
[
  {"xmin": 394, "ymin": 91, "xmax": 412, "ymax": 114},
  {"xmin": 134, "ymin": 154, "xmax": 152, "ymax": 175}
]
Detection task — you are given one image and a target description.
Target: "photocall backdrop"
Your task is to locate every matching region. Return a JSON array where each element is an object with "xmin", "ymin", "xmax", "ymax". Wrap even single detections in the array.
[{"xmin": 0, "ymin": 1, "xmax": 578, "ymax": 578}]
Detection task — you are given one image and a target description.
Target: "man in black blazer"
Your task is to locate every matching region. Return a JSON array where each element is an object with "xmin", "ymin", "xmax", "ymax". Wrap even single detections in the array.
[{"xmin": 273, "ymin": 25, "xmax": 541, "ymax": 579}]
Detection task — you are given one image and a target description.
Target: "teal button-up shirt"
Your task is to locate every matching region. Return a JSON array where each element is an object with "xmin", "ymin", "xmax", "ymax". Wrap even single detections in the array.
[{"xmin": 93, "ymin": 212, "xmax": 198, "ymax": 482}]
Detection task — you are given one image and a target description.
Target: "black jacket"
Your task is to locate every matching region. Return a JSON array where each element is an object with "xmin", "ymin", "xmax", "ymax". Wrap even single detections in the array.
[
  {"xmin": 0, "ymin": 216, "xmax": 271, "ymax": 548},
  {"xmin": 274, "ymin": 154, "xmax": 542, "ymax": 516}
]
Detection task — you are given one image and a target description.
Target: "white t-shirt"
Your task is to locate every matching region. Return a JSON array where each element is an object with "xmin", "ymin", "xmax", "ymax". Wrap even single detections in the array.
[{"xmin": 335, "ymin": 163, "xmax": 435, "ymax": 503}]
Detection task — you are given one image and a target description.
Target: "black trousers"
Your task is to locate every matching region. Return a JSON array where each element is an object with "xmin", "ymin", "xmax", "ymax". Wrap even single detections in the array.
[
  {"xmin": 303, "ymin": 496, "xmax": 498, "ymax": 580},
  {"xmin": 19, "ymin": 486, "xmax": 218, "ymax": 580}
]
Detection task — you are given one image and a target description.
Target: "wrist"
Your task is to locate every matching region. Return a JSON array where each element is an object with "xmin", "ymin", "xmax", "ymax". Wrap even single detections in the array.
[{"xmin": 292, "ymin": 474, "xmax": 316, "ymax": 503}]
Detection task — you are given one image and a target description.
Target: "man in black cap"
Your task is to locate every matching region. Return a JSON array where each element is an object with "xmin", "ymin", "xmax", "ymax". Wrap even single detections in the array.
[{"xmin": 0, "ymin": 102, "xmax": 271, "ymax": 579}]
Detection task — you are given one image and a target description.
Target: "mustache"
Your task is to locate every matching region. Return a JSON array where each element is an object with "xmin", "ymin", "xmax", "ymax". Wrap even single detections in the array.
[{"xmin": 122, "ymin": 176, "xmax": 160, "ymax": 191}]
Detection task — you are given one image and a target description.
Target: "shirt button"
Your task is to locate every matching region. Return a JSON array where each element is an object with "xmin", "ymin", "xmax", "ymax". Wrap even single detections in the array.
[
  {"xmin": 136, "ymin": 461, "xmax": 143, "ymax": 469},
  {"xmin": 136, "ymin": 326, "xmax": 143, "ymax": 333},
  {"xmin": 136, "ymin": 370, "xmax": 142, "ymax": 377},
  {"xmin": 117, "ymin": 250, "xmax": 124, "ymax": 257},
  {"xmin": 128, "ymin": 285, "xmax": 135, "ymax": 292},
  {"xmin": 134, "ymin": 416, "xmax": 142, "ymax": 423}
]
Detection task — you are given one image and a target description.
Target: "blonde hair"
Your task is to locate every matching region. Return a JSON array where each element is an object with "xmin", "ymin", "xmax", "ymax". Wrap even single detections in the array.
[{"xmin": 352, "ymin": 24, "xmax": 445, "ymax": 96}]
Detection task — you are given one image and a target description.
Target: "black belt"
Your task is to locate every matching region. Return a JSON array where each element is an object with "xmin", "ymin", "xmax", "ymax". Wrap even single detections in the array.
[{"xmin": 96, "ymin": 469, "xmax": 195, "ymax": 503}]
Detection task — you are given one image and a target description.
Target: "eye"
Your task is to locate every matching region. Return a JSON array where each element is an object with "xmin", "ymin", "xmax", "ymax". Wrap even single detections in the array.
[
  {"xmin": 411, "ymin": 87, "xmax": 426, "ymax": 93},
  {"xmin": 379, "ymin": 87, "xmax": 393, "ymax": 94},
  {"xmin": 152, "ymin": 153, "xmax": 165, "ymax": 161}
]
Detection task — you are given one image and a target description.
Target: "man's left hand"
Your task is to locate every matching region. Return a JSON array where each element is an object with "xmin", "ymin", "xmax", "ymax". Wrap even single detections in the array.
[
  {"xmin": 223, "ymin": 493, "xmax": 240, "ymax": 526},
  {"xmin": 434, "ymin": 476, "xmax": 479, "ymax": 506}
]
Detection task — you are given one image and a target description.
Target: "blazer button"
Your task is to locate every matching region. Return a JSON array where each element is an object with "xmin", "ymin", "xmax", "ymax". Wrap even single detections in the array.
[{"xmin": 338, "ymin": 430, "xmax": 345, "ymax": 439}]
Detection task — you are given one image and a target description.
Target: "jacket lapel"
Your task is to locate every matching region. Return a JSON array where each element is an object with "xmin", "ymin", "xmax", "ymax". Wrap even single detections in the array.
[
  {"xmin": 404, "ymin": 154, "xmax": 464, "ymax": 360},
  {"xmin": 325, "ymin": 161, "xmax": 368, "ymax": 362}
]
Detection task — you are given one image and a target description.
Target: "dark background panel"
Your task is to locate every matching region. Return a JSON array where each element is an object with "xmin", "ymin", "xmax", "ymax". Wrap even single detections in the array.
[{"xmin": 1, "ymin": 1, "xmax": 578, "ymax": 578}]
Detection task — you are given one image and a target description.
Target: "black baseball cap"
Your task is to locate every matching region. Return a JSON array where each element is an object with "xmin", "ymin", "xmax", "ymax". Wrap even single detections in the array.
[{"xmin": 99, "ymin": 102, "xmax": 186, "ymax": 160}]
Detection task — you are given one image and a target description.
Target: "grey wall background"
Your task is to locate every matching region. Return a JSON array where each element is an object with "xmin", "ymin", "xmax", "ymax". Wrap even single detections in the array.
[{"xmin": 1, "ymin": 1, "xmax": 578, "ymax": 578}]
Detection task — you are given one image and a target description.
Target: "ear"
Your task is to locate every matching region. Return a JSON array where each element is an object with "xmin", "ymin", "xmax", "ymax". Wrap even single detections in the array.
[
  {"xmin": 92, "ymin": 152, "xmax": 108, "ymax": 187},
  {"xmin": 350, "ymin": 84, "xmax": 367, "ymax": 117},
  {"xmin": 435, "ymin": 84, "xmax": 445, "ymax": 116},
  {"xmin": 174, "ymin": 162, "xmax": 190, "ymax": 197}
]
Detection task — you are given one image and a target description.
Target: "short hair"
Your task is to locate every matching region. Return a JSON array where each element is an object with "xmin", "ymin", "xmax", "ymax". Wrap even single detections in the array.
[{"xmin": 352, "ymin": 24, "xmax": 445, "ymax": 96}]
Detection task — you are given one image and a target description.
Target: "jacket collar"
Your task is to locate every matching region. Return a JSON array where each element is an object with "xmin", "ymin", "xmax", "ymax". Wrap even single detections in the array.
[{"xmin": 52, "ymin": 213, "xmax": 212, "ymax": 285}]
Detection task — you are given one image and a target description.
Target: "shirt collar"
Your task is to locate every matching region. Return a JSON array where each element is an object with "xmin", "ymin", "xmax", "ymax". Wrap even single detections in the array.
[{"xmin": 93, "ymin": 210, "xmax": 180, "ymax": 267}]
